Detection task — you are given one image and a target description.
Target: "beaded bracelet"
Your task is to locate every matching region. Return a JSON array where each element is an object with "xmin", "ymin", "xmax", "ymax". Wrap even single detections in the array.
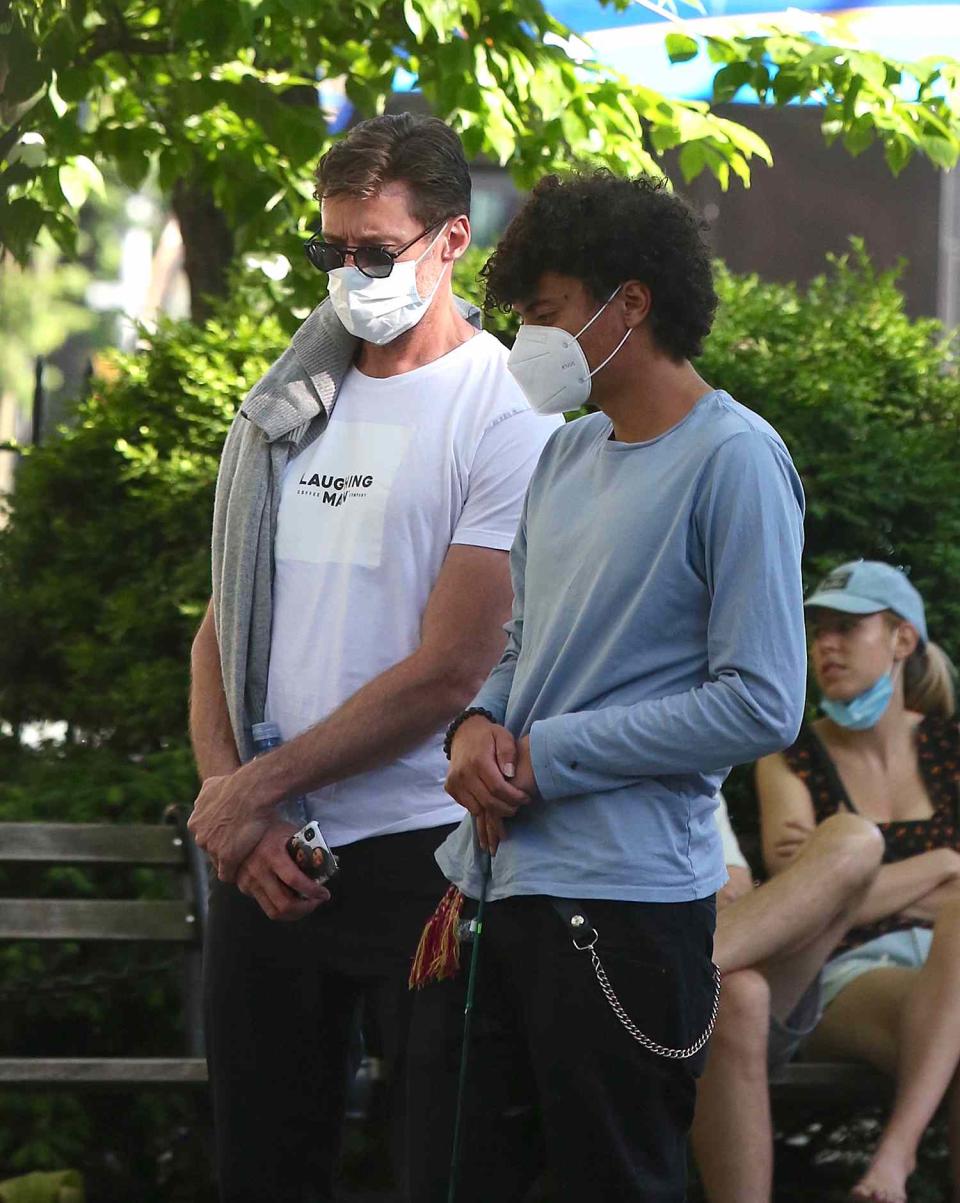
[{"xmin": 442, "ymin": 707, "xmax": 496, "ymax": 760}]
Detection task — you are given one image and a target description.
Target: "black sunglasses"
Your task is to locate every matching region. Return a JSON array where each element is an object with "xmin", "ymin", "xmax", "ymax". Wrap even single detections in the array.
[{"xmin": 303, "ymin": 217, "xmax": 447, "ymax": 280}]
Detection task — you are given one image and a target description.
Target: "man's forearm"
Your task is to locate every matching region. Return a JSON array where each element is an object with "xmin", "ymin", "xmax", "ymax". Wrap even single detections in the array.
[
  {"xmin": 244, "ymin": 648, "xmax": 485, "ymax": 811},
  {"xmin": 190, "ymin": 602, "xmax": 241, "ymax": 781}
]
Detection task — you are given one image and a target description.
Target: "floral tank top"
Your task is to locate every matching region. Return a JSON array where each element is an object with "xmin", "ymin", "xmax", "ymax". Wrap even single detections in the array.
[{"xmin": 783, "ymin": 717, "xmax": 960, "ymax": 953}]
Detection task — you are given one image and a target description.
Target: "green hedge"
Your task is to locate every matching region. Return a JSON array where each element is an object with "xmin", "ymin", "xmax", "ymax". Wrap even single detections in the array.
[{"xmin": 698, "ymin": 241, "xmax": 960, "ymax": 660}]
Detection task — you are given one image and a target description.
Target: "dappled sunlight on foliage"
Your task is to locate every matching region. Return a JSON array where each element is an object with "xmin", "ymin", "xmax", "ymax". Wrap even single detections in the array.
[{"xmin": 699, "ymin": 240, "xmax": 960, "ymax": 667}]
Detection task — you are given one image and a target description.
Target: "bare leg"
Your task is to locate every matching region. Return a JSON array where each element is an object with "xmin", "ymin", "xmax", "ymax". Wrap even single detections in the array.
[
  {"xmin": 692, "ymin": 970, "xmax": 773, "ymax": 1203},
  {"xmin": 808, "ymin": 903, "xmax": 960, "ymax": 1202},
  {"xmin": 693, "ymin": 815, "xmax": 882, "ymax": 1203},
  {"xmin": 715, "ymin": 813, "xmax": 884, "ymax": 1015}
]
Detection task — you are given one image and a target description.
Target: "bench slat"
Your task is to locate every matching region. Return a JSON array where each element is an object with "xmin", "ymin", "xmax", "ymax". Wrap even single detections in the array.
[
  {"xmin": 0, "ymin": 899, "xmax": 198, "ymax": 941},
  {"xmin": 0, "ymin": 1058, "xmax": 207, "ymax": 1086},
  {"xmin": 0, "ymin": 823, "xmax": 185, "ymax": 865},
  {"xmin": 771, "ymin": 1061, "xmax": 892, "ymax": 1107}
]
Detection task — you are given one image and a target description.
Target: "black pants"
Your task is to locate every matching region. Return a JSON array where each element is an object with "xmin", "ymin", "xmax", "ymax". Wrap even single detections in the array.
[
  {"xmin": 203, "ymin": 823, "xmax": 455, "ymax": 1203},
  {"xmin": 407, "ymin": 894, "xmax": 717, "ymax": 1203}
]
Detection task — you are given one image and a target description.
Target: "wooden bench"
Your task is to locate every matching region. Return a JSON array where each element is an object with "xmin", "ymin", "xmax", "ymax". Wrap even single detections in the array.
[
  {"xmin": 0, "ymin": 806, "xmax": 209, "ymax": 1089},
  {"xmin": 771, "ymin": 1060, "xmax": 891, "ymax": 1111}
]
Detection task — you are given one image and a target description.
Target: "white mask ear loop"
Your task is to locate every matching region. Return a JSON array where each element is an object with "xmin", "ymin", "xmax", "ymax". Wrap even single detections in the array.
[
  {"xmin": 573, "ymin": 284, "xmax": 622, "ymax": 340},
  {"xmin": 573, "ymin": 284, "xmax": 631, "ymax": 379},
  {"xmin": 416, "ymin": 223, "xmax": 454, "ymax": 303},
  {"xmin": 411, "ymin": 221, "xmax": 451, "ymax": 303},
  {"xmin": 413, "ymin": 220, "xmax": 449, "ymax": 266},
  {"xmin": 588, "ymin": 326, "xmax": 632, "ymax": 379}
]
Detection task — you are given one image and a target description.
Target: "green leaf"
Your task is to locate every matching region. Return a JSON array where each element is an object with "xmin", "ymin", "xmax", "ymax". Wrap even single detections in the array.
[
  {"xmin": 712, "ymin": 62, "xmax": 755, "ymax": 105},
  {"xmin": 0, "ymin": 197, "xmax": 46, "ymax": 260},
  {"xmin": 919, "ymin": 134, "xmax": 957, "ymax": 170},
  {"xmin": 771, "ymin": 69, "xmax": 804, "ymax": 106},
  {"xmin": 55, "ymin": 66, "xmax": 93, "ymax": 103},
  {"xmin": 2, "ymin": 54, "xmax": 50, "ymax": 105},
  {"xmin": 842, "ymin": 113, "xmax": 875, "ymax": 157},
  {"xmin": 111, "ymin": 129, "xmax": 157, "ymax": 190},
  {"xmin": 57, "ymin": 155, "xmax": 105, "ymax": 209},
  {"xmin": 884, "ymin": 135, "xmax": 913, "ymax": 175},
  {"xmin": 849, "ymin": 51, "xmax": 889, "ymax": 89},
  {"xmin": 418, "ymin": 0, "xmax": 457, "ymax": 42},
  {"xmin": 665, "ymin": 33, "xmax": 700, "ymax": 65},
  {"xmin": 175, "ymin": 0, "xmax": 243, "ymax": 50},
  {"xmin": 403, "ymin": 0, "xmax": 424, "ymax": 40},
  {"xmin": 678, "ymin": 140, "xmax": 706, "ymax": 182},
  {"xmin": 39, "ymin": 14, "xmax": 78, "ymax": 71}
]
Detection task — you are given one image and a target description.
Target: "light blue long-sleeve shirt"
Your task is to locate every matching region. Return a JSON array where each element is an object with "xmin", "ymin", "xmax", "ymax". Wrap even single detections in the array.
[{"xmin": 436, "ymin": 390, "xmax": 806, "ymax": 903}]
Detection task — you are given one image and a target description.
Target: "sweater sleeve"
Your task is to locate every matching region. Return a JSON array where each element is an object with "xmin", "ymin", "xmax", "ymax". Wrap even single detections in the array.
[{"xmin": 529, "ymin": 431, "xmax": 807, "ymax": 800}]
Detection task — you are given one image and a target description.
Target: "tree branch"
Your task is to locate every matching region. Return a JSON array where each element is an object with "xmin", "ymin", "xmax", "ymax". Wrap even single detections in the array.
[{"xmin": 79, "ymin": 26, "xmax": 175, "ymax": 65}]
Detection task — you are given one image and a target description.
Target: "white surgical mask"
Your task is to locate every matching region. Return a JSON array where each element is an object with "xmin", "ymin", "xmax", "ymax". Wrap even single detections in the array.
[
  {"xmin": 327, "ymin": 224, "xmax": 448, "ymax": 345},
  {"xmin": 506, "ymin": 286, "xmax": 632, "ymax": 415}
]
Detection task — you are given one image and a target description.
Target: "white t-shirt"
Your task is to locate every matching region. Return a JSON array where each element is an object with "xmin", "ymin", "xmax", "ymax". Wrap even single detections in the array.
[
  {"xmin": 715, "ymin": 792, "xmax": 749, "ymax": 871},
  {"xmin": 265, "ymin": 330, "xmax": 560, "ymax": 847}
]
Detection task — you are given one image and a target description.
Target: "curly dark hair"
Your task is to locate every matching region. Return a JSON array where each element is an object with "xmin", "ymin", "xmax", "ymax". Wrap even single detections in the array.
[{"xmin": 482, "ymin": 172, "xmax": 717, "ymax": 361}]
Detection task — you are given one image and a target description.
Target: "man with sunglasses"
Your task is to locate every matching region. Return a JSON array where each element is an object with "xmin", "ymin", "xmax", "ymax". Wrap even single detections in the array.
[{"xmin": 188, "ymin": 113, "xmax": 559, "ymax": 1203}]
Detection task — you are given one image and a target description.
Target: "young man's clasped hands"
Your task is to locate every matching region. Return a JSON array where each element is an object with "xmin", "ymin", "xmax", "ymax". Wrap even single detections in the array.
[{"xmin": 444, "ymin": 717, "xmax": 537, "ymax": 852}]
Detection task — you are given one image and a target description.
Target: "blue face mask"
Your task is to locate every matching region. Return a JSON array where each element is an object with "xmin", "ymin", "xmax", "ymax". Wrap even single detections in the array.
[{"xmin": 820, "ymin": 672, "xmax": 894, "ymax": 730}]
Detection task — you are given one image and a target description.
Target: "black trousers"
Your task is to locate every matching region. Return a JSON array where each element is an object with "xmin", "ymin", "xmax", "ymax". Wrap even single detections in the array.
[
  {"xmin": 203, "ymin": 823, "xmax": 455, "ymax": 1203},
  {"xmin": 407, "ymin": 894, "xmax": 717, "ymax": 1203}
]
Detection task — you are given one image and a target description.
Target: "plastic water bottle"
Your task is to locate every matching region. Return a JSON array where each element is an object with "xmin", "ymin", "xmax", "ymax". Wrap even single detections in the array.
[{"xmin": 250, "ymin": 721, "xmax": 308, "ymax": 825}]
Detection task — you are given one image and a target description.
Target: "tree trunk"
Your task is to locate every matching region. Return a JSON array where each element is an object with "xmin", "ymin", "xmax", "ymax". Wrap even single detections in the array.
[{"xmin": 171, "ymin": 178, "xmax": 235, "ymax": 324}]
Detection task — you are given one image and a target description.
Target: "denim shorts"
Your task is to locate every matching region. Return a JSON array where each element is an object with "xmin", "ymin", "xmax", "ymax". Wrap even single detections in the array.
[
  {"xmin": 766, "ymin": 926, "xmax": 932, "ymax": 1071},
  {"xmin": 768, "ymin": 977, "xmax": 823, "ymax": 1072},
  {"xmin": 820, "ymin": 926, "xmax": 932, "ymax": 1010}
]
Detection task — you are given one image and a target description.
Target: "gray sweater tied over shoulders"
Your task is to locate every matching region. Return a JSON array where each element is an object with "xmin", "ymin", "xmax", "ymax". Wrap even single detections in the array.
[{"xmin": 210, "ymin": 295, "xmax": 480, "ymax": 762}]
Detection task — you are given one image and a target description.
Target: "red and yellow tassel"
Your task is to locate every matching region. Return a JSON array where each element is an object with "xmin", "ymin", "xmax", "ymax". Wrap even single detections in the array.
[{"xmin": 409, "ymin": 885, "xmax": 465, "ymax": 989}]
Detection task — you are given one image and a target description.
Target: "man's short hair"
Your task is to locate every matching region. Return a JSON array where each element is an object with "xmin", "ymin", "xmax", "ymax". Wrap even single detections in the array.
[
  {"xmin": 482, "ymin": 171, "xmax": 717, "ymax": 361},
  {"xmin": 315, "ymin": 114, "xmax": 471, "ymax": 225}
]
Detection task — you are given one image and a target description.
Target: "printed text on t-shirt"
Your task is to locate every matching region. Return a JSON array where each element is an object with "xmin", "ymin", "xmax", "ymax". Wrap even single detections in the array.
[{"xmin": 297, "ymin": 472, "xmax": 375, "ymax": 508}]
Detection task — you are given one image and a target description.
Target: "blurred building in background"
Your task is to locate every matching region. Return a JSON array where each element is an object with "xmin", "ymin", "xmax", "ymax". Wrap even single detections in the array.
[{"xmin": 551, "ymin": 0, "xmax": 960, "ymax": 321}]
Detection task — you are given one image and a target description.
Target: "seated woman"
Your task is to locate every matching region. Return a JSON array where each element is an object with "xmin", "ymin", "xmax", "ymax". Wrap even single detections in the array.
[{"xmin": 758, "ymin": 560, "xmax": 959, "ymax": 1203}]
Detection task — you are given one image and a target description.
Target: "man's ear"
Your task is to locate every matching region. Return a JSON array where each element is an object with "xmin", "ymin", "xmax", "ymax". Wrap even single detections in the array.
[
  {"xmin": 621, "ymin": 280, "xmax": 652, "ymax": 329},
  {"xmin": 444, "ymin": 215, "xmax": 471, "ymax": 262}
]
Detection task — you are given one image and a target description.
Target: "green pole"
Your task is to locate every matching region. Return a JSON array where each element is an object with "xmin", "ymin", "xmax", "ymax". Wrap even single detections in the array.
[{"xmin": 446, "ymin": 849, "xmax": 491, "ymax": 1203}]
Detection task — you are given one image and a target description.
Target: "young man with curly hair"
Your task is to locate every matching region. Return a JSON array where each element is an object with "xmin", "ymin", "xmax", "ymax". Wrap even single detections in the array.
[{"xmin": 406, "ymin": 172, "xmax": 808, "ymax": 1203}]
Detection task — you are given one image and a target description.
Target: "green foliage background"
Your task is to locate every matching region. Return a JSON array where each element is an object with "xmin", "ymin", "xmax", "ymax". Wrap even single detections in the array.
[
  {"xmin": 699, "ymin": 242, "xmax": 960, "ymax": 655},
  {"xmin": 8, "ymin": 0, "xmax": 960, "ymax": 326},
  {"xmin": 1, "ymin": 246, "xmax": 959, "ymax": 1197}
]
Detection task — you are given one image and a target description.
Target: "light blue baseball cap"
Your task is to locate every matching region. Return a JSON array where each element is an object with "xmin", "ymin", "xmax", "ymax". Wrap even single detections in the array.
[{"xmin": 804, "ymin": 560, "xmax": 927, "ymax": 647}]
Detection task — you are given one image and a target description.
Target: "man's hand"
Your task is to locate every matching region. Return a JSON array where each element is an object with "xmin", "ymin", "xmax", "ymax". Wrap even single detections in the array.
[
  {"xmin": 445, "ymin": 716, "xmax": 531, "ymax": 820},
  {"xmin": 717, "ymin": 864, "xmax": 754, "ymax": 911},
  {"xmin": 188, "ymin": 768, "xmax": 274, "ymax": 882},
  {"xmin": 235, "ymin": 822, "xmax": 331, "ymax": 921},
  {"xmin": 476, "ymin": 812, "xmax": 507, "ymax": 857}
]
